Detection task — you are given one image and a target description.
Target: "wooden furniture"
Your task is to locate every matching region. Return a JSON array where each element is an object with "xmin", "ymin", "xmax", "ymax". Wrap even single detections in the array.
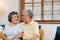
[{"xmin": 39, "ymin": 29, "xmax": 44, "ymax": 40}]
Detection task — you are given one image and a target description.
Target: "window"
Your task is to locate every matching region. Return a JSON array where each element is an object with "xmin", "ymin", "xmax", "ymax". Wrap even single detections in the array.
[
  {"xmin": 19, "ymin": 0, "xmax": 60, "ymax": 24},
  {"xmin": 53, "ymin": 0, "xmax": 60, "ymax": 20}
]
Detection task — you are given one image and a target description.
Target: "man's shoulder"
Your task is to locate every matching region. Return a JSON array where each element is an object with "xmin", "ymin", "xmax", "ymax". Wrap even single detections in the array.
[{"xmin": 33, "ymin": 20, "xmax": 38, "ymax": 24}]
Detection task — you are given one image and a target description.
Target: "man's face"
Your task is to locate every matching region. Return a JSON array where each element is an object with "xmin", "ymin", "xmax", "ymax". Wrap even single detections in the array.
[{"xmin": 21, "ymin": 11, "xmax": 30, "ymax": 22}]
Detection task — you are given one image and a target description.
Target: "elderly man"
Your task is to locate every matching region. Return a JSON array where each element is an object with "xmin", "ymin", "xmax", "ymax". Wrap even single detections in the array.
[{"xmin": 21, "ymin": 9, "xmax": 39, "ymax": 40}]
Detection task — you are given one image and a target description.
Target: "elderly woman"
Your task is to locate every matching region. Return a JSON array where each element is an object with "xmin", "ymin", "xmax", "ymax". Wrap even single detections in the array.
[
  {"xmin": 21, "ymin": 9, "xmax": 39, "ymax": 40},
  {"xmin": 2, "ymin": 11, "xmax": 23, "ymax": 40}
]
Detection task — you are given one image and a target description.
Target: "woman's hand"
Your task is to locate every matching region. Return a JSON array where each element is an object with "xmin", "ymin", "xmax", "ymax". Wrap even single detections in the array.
[
  {"xmin": 2, "ymin": 34, "xmax": 8, "ymax": 40},
  {"xmin": 10, "ymin": 38, "xmax": 20, "ymax": 40},
  {"xmin": 9, "ymin": 37, "xmax": 15, "ymax": 40}
]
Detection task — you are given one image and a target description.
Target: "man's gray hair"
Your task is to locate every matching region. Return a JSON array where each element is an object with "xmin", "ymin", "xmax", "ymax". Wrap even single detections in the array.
[{"xmin": 23, "ymin": 9, "xmax": 33, "ymax": 19}]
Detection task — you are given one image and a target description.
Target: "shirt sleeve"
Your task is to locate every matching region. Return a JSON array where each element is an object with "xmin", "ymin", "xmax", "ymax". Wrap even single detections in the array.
[{"xmin": 17, "ymin": 24, "xmax": 23, "ymax": 32}]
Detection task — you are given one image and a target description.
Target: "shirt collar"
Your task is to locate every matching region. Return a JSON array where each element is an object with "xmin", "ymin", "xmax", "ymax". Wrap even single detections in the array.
[
  {"xmin": 29, "ymin": 20, "xmax": 33, "ymax": 25},
  {"xmin": 24, "ymin": 20, "xmax": 34, "ymax": 25}
]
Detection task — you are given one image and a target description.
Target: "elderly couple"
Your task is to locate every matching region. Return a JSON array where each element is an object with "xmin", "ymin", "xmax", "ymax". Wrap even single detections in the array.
[{"xmin": 2, "ymin": 9, "xmax": 40, "ymax": 40}]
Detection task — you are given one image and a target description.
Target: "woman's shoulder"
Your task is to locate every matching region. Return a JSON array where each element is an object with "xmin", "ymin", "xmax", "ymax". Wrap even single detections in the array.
[
  {"xmin": 16, "ymin": 23, "xmax": 22, "ymax": 27},
  {"xmin": 16, "ymin": 23, "xmax": 23, "ymax": 30}
]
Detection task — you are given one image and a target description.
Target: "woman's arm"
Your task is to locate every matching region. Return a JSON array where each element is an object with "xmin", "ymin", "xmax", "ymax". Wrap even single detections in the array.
[
  {"xmin": 2, "ymin": 34, "xmax": 8, "ymax": 40},
  {"xmin": 10, "ymin": 32, "xmax": 23, "ymax": 40},
  {"xmin": 15, "ymin": 32, "xmax": 23, "ymax": 39}
]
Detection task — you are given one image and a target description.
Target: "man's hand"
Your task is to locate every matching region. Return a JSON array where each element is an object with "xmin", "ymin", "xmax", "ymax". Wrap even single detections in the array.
[{"xmin": 31, "ymin": 34, "xmax": 38, "ymax": 40}]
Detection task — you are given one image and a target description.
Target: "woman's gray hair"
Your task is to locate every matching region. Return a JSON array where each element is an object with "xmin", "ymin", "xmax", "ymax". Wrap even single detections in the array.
[{"xmin": 23, "ymin": 9, "xmax": 33, "ymax": 19}]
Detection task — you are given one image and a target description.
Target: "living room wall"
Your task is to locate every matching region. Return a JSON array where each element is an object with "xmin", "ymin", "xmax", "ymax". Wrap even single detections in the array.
[{"xmin": 0, "ymin": 0, "xmax": 19, "ymax": 24}]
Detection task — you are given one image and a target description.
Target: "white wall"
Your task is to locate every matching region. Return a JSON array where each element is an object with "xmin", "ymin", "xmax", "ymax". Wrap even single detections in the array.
[
  {"xmin": 39, "ymin": 24, "xmax": 60, "ymax": 40},
  {"xmin": 0, "ymin": 0, "xmax": 19, "ymax": 24}
]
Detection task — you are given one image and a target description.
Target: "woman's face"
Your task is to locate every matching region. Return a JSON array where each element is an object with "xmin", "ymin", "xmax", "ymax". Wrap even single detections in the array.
[
  {"xmin": 11, "ymin": 14, "xmax": 19, "ymax": 24},
  {"xmin": 22, "ymin": 11, "xmax": 30, "ymax": 22}
]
